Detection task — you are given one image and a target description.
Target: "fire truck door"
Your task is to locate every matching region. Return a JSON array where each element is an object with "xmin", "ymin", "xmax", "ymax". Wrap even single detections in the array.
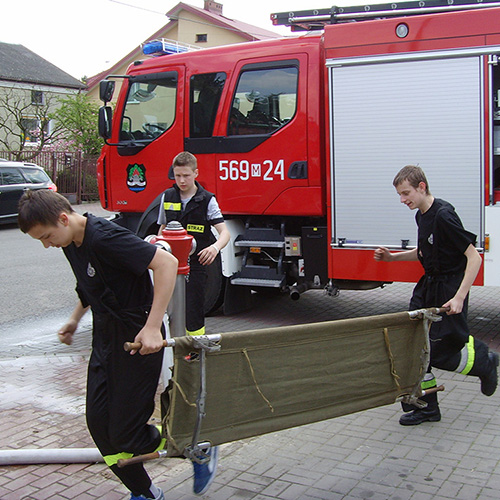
[
  {"xmin": 202, "ymin": 57, "xmax": 308, "ymax": 215},
  {"xmin": 106, "ymin": 69, "xmax": 185, "ymax": 217}
]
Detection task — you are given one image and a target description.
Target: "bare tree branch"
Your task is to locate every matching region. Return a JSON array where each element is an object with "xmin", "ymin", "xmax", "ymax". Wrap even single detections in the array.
[{"xmin": 0, "ymin": 86, "xmax": 61, "ymax": 160}]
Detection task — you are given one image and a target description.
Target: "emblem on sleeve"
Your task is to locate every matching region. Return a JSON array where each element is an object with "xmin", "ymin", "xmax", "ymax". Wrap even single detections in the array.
[{"xmin": 87, "ymin": 262, "xmax": 96, "ymax": 277}]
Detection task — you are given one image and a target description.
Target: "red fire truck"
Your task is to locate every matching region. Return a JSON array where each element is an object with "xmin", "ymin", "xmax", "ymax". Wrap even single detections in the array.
[{"xmin": 98, "ymin": 0, "xmax": 500, "ymax": 314}]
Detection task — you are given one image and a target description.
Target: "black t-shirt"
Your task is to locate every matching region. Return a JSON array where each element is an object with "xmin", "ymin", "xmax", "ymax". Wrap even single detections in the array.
[
  {"xmin": 63, "ymin": 214, "xmax": 157, "ymax": 314},
  {"xmin": 415, "ymin": 198, "xmax": 476, "ymax": 276}
]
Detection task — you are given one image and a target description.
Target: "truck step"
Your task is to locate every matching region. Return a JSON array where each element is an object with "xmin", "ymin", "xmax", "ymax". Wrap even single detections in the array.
[
  {"xmin": 235, "ymin": 239, "xmax": 284, "ymax": 248},
  {"xmin": 230, "ymin": 277, "xmax": 285, "ymax": 288},
  {"xmin": 235, "ymin": 227, "xmax": 285, "ymax": 248},
  {"xmin": 231, "ymin": 265, "xmax": 286, "ymax": 288}
]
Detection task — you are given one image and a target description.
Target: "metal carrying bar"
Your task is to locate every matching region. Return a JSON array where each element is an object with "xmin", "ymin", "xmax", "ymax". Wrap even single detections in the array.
[
  {"xmin": 123, "ymin": 333, "xmax": 221, "ymax": 352},
  {"xmin": 183, "ymin": 336, "xmax": 221, "ymax": 464},
  {"xmin": 271, "ymin": 0, "xmax": 500, "ymax": 30}
]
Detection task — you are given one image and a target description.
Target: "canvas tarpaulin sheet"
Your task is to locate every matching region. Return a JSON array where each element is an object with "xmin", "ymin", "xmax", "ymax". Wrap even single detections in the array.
[{"xmin": 161, "ymin": 310, "xmax": 432, "ymax": 457}]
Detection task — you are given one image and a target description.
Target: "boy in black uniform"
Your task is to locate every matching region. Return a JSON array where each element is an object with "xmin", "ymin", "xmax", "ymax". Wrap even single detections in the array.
[
  {"xmin": 374, "ymin": 165, "xmax": 498, "ymax": 425},
  {"xmin": 157, "ymin": 151, "xmax": 229, "ymax": 494},
  {"xmin": 18, "ymin": 190, "xmax": 178, "ymax": 500},
  {"xmin": 157, "ymin": 151, "xmax": 230, "ymax": 337}
]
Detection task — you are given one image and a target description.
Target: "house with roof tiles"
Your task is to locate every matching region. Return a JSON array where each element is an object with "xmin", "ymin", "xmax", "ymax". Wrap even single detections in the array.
[
  {"xmin": 0, "ymin": 41, "xmax": 85, "ymax": 150},
  {"xmin": 86, "ymin": 1, "xmax": 281, "ymax": 104}
]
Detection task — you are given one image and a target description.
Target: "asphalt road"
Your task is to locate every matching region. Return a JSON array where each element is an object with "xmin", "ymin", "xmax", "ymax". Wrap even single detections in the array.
[
  {"xmin": 0, "ymin": 203, "xmax": 111, "ymax": 340},
  {"xmin": 1, "ymin": 223, "xmax": 79, "ymax": 323}
]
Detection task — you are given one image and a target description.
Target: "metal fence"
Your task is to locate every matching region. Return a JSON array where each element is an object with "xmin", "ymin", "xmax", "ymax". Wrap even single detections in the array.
[{"xmin": 0, "ymin": 151, "xmax": 99, "ymax": 204}]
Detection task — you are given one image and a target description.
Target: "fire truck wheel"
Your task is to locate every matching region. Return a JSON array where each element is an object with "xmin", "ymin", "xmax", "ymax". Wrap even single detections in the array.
[{"xmin": 205, "ymin": 253, "xmax": 226, "ymax": 315}]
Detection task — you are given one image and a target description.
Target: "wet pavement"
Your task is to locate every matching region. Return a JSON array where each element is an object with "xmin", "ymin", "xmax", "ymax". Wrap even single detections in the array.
[{"xmin": 1, "ymin": 203, "xmax": 500, "ymax": 500}]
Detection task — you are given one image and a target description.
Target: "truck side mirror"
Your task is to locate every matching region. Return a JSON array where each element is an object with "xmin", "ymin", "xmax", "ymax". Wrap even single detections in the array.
[
  {"xmin": 98, "ymin": 106, "xmax": 113, "ymax": 140},
  {"xmin": 99, "ymin": 80, "xmax": 115, "ymax": 103}
]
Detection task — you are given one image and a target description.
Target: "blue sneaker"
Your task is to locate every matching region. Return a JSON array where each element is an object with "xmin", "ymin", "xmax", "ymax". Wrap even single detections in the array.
[
  {"xmin": 192, "ymin": 445, "xmax": 219, "ymax": 495},
  {"xmin": 129, "ymin": 487, "xmax": 164, "ymax": 500}
]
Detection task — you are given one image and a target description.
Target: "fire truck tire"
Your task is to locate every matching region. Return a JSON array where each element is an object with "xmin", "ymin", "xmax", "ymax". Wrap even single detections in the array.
[{"xmin": 204, "ymin": 253, "xmax": 226, "ymax": 315}]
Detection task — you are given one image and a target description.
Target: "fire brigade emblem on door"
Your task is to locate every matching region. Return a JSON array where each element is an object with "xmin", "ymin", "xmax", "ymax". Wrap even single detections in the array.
[{"xmin": 126, "ymin": 164, "xmax": 147, "ymax": 192}]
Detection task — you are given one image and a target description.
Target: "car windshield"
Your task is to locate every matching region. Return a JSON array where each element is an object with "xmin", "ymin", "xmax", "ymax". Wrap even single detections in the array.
[
  {"xmin": 21, "ymin": 167, "xmax": 50, "ymax": 184},
  {"xmin": 119, "ymin": 72, "xmax": 178, "ymax": 142}
]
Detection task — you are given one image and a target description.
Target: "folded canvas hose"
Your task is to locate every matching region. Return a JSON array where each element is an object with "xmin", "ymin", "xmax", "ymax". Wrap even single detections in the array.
[{"xmin": 119, "ymin": 308, "xmax": 442, "ymax": 467}]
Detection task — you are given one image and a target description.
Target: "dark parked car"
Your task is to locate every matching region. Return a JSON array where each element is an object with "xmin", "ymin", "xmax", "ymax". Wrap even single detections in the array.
[{"xmin": 0, "ymin": 161, "xmax": 57, "ymax": 224}]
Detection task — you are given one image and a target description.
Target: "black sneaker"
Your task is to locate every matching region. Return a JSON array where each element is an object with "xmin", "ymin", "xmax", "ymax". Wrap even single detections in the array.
[
  {"xmin": 480, "ymin": 351, "xmax": 499, "ymax": 396},
  {"xmin": 399, "ymin": 406, "xmax": 441, "ymax": 426}
]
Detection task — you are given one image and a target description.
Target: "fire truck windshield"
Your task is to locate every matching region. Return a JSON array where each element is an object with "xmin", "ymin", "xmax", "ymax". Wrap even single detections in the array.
[{"xmin": 119, "ymin": 72, "xmax": 178, "ymax": 144}]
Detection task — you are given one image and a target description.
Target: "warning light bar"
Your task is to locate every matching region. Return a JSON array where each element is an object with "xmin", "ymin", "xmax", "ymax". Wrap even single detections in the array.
[{"xmin": 142, "ymin": 39, "xmax": 199, "ymax": 56}]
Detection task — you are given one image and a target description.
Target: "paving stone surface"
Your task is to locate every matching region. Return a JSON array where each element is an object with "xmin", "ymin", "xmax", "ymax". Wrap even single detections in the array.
[{"xmin": 2, "ymin": 203, "xmax": 500, "ymax": 500}]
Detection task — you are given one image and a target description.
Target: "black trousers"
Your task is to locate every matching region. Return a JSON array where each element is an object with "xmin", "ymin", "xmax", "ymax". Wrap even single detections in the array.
[
  {"xmin": 186, "ymin": 259, "xmax": 208, "ymax": 335},
  {"xmin": 87, "ymin": 309, "xmax": 164, "ymax": 497},
  {"xmin": 410, "ymin": 274, "xmax": 490, "ymax": 376}
]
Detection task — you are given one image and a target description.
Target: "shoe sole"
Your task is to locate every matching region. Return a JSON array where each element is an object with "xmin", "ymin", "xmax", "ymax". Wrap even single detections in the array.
[{"xmin": 399, "ymin": 415, "xmax": 441, "ymax": 426}]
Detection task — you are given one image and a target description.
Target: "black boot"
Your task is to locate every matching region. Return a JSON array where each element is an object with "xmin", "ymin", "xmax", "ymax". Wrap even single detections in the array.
[
  {"xmin": 399, "ymin": 391, "xmax": 440, "ymax": 426},
  {"xmin": 465, "ymin": 339, "xmax": 499, "ymax": 397},
  {"xmin": 399, "ymin": 406, "xmax": 441, "ymax": 426},
  {"xmin": 480, "ymin": 351, "xmax": 499, "ymax": 396}
]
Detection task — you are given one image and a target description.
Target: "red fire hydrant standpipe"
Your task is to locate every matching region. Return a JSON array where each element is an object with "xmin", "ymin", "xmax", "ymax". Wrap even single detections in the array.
[
  {"xmin": 145, "ymin": 220, "xmax": 196, "ymax": 339},
  {"xmin": 146, "ymin": 221, "xmax": 195, "ymax": 388}
]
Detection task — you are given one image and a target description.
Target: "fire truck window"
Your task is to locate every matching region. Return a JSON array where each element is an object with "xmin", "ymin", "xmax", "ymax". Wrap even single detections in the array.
[
  {"xmin": 228, "ymin": 66, "xmax": 298, "ymax": 136},
  {"xmin": 190, "ymin": 72, "xmax": 226, "ymax": 138},
  {"xmin": 119, "ymin": 72, "xmax": 177, "ymax": 142}
]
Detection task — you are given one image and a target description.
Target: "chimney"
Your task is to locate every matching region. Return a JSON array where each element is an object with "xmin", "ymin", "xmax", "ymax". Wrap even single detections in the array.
[{"xmin": 204, "ymin": 1, "xmax": 223, "ymax": 15}]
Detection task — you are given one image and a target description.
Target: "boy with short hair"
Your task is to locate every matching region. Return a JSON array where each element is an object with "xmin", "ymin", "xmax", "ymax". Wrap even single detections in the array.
[
  {"xmin": 18, "ymin": 189, "xmax": 178, "ymax": 500},
  {"xmin": 374, "ymin": 165, "xmax": 498, "ymax": 425},
  {"xmin": 157, "ymin": 151, "xmax": 228, "ymax": 494},
  {"xmin": 157, "ymin": 151, "xmax": 230, "ymax": 337}
]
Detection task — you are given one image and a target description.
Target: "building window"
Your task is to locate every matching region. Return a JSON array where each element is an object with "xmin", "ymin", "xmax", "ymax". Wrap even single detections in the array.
[
  {"xmin": 21, "ymin": 117, "xmax": 48, "ymax": 143},
  {"xmin": 31, "ymin": 90, "xmax": 44, "ymax": 106},
  {"xmin": 196, "ymin": 34, "xmax": 208, "ymax": 43}
]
